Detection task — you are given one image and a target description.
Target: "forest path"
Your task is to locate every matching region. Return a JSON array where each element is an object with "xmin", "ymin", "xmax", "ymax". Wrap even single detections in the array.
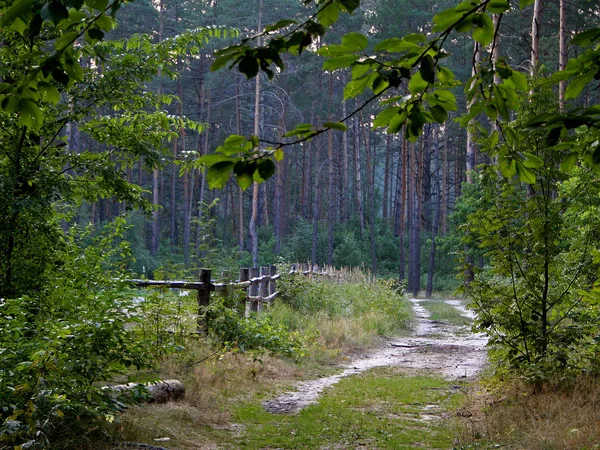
[{"xmin": 263, "ymin": 298, "xmax": 488, "ymax": 414}]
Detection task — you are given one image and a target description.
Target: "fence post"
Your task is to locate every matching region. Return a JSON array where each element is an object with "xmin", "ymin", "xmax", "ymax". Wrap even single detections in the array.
[
  {"xmin": 269, "ymin": 265, "xmax": 277, "ymax": 303},
  {"xmin": 239, "ymin": 267, "xmax": 250, "ymax": 317},
  {"xmin": 248, "ymin": 267, "xmax": 259, "ymax": 314},
  {"xmin": 258, "ymin": 266, "xmax": 269, "ymax": 312},
  {"xmin": 197, "ymin": 268, "xmax": 212, "ymax": 333}
]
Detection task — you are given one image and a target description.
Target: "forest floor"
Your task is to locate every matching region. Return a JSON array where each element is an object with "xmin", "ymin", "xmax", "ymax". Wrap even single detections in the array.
[{"xmin": 116, "ymin": 298, "xmax": 490, "ymax": 449}]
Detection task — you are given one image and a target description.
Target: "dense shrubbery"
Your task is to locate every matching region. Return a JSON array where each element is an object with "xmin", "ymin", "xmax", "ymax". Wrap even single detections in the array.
[{"xmin": 0, "ymin": 221, "xmax": 164, "ymax": 449}]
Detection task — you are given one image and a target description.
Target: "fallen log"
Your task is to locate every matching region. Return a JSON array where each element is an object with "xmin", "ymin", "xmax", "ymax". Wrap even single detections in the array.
[{"xmin": 107, "ymin": 379, "xmax": 185, "ymax": 404}]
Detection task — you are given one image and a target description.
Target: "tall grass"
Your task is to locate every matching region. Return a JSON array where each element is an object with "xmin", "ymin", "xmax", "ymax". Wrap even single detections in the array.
[{"xmin": 271, "ymin": 270, "xmax": 411, "ymax": 360}]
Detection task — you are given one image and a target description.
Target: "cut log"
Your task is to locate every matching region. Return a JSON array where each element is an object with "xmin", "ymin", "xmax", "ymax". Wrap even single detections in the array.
[{"xmin": 107, "ymin": 379, "xmax": 185, "ymax": 404}]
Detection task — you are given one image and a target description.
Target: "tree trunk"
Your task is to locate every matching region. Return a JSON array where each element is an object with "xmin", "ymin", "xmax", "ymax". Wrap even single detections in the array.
[
  {"xmin": 558, "ymin": 0, "xmax": 566, "ymax": 111},
  {"xmin": 426, "ymin": 127, "xmax": 441, "ymax": 298},
  {"xmin": 383, "ymin": 135, "xmax": 391, "ymax": 220},
  {"xmin": 249, "ymin": 0, "xmax": 263, "ymax": 267},
  {"xmin": 398, "ymin": 137, "xmax": 407, "ymax": 282},
  {"xmin": 530, "ymin": 0, "xmax": 542, "ymax": 76},
  {"xmin": 353, "ymin": 113, "xmax": 365, "ymax": 238},
  {"xmin": 341, "ymin": 99, "xmax": 349, "ymax": 221}
]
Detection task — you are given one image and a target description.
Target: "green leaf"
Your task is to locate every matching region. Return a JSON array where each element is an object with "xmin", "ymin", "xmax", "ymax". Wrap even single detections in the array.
[
  {"xmin": 317, "ymin": 3, "xmax": 340, "ymax": 27},
  {"xmin": 343, "ymin": 74, "xmax": 373, "ymax": 100},
  {"xmin": 341, "ymin": 32, "xmax": 368, "ymax": 51},
  {"xmin": 522, "ymin": 152, "xmax": 544, "ymax": 169},
  {"xmin": 337, "ymin": 0, "xmax": 360, "ymax": 12},
  {"xmin": 419, "ymin": 54, "xmax": 435, "ymax": 84},
  {"xmin": 258, "ymin": 159, "xmax": 276, "ymax": 180},
  {"xmin": 239, "ymin": 53, "xmax": 259, "ymax": 79},
  {"xmin": 236, "ymin": 173, "xmax": 253, "ymax": 190},
  {"xmin": 565, "ymin": 74, "xmax": 594, "ymax": 100},
  {"xmin": 408, "ymin": 72, "xmax": 428, "ymax": 95},
  {"xmin": 274, "ymin": 148, "xmax": 284, "ymax": 161},
  {"xmin": 86, "ymin": 27, "xmax": 105, "ymax": 41},
  {"xmin": 519, "ymin": 0, "xmax": 535, "ymax": 9},
  {"xmin": 199, "ymin": 154, "xmax": 233, "ymax": 166},
  {"xmin": 373, "ymin": 107, "xmax": 400, "ymax": 128},
  {"xmin": 0, "ymin": 0, "xmax": 37, "ymax": 27},
  {"xmin": 472, "ymin": 13, "xmax": 494, "ymax": 46},
  {"xmin": 593, "ymin": 145, "xmax": 600, "ymax": 165},
  {"xmin": 507, "ymin": 71, "xmax": 528, "ymax": 91},
  {"xmin": 430, "ymin": 104, "xmax": 448, "ymax": 123},
  {"xmin": 38, "ymin": 82, "xmax": 60, "ymax": 104},
  {"xmin": 323, "ymin": 54, "xmax": 358, "ymax": 71},
  {"xmin": 487, "ymin": 0, "xmax": 510, "ymax": 14},
  {"xmin": 323, "ymin": 121, "xmax": 348, "ymax": 131},
  {"xmin": 41, "ymin": 1, "xmax": 69, "ymax": 25},
  {"xmin": 84, "ymin": 0, "xmax": 108, "ymax": 11},
  {"xmin": 264, "ymin": 19, "xmax": 297, "ymax": 33},
  {"xmin": 432, "ymin": 8, "xmax": 462, "ymax": 33},
  {"xmin": 560, "ymin": 153, "xmax": 578, "ymax": 172},
  {"xmin": 515, "ymin": 160, "xmax": 536, "ymax": 184},
  {"xmin": 206, "ymin": 161, "xmax": 234, "ymax": 189},
  {"xmin": 55, "ymin": 31, "xmax": 80, "ymax": 50},
  {"xmin": 18, "ymin": 98, "xmax": 43, "ymax": 129}
]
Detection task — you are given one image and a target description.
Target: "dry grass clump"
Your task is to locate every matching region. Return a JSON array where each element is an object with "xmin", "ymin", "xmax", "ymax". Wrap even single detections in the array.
[
  {"xmin": 455, "ymin": 376, "xmax": 600, "ymax": 449},
  {"xmin": 110, "ymin": 344, "xmax": 304, "ymax": 449}
]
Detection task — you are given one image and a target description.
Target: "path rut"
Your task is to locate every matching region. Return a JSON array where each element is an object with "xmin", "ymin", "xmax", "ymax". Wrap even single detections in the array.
[{"xmin": 263, "ymin": 298, "xmax": 487, "ymax": 414}]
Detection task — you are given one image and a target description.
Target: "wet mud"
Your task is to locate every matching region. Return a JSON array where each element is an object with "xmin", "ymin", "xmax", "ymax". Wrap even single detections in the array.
[{"xmin": 263, "ymin": 299, "xmax": 487, "ymax": 414}]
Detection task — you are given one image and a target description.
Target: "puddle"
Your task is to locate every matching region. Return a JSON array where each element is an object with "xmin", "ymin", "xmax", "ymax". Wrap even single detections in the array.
[{"xmin": 263, "ymin": 299, "xmax": 488, "ymax": 414}]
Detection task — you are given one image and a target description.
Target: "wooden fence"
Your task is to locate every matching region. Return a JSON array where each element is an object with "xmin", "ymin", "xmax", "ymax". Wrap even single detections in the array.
[
  {"xmin": 126, "ymin": 263, "xmax": 354, "ymax": 330},
  {"xmin": 127, "ymin": 266, "xmax": 280, "ymax": 327}
]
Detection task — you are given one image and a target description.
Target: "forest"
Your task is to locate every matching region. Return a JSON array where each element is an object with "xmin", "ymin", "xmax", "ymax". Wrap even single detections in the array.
[{"xmin": 2, "ymin": 0, "xmax": 600, "ymax": 448}]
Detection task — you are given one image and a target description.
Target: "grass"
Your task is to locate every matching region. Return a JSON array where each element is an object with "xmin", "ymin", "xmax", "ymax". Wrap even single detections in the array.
[
  {"xmin": 418, "ymin": 300, "xmax": 472, "ymax": 327},
  {"xmin": 210, "ymin": 367, "xmax": 465, "ymax": 449},
  {"xmin": 454, "ymin": 376, "xmax": 600, "ymax": 449}
]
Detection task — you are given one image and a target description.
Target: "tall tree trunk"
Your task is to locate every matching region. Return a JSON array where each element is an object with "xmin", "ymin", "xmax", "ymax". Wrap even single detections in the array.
[
  {"xmin": 426, "ymin": 127, "xmax": 441, "ymax": 298},
  {"xmin": 530, "ymin": 0, "xmax": 542, "ymax": 76},
  {"xmin": 151, "ymin": 0, "xmax": 165, "ymax": 257},
  {"xmin": 341, "ymin": 99, "xmax": 349, "ymax": 221},
  {"xmin": 353, "ymin": 113, "xmax": 365, "ymax": 238},
  {"xmin": 249, "ymin": 0, "xmax": 263, "ymax": 267},
  {"xmin": 408, "ymin": 141, "xmax": 421, "ymax": 296},
  {"xmin": 383, "ymin": 135, "xmax": 391, "ymax": 220},
  {"xmin": 360, "ymin": 112, "xmax": 376, "ymax": 273},
  {"xmin": 170, "ymin": 57, "xmax": 183, "ymax": 247},
  {"xmin": 235, "ymin": 78, "xmax": 244, "ymax": 250},
  {"xmin": 274, "ymin": 111, "xmax": 286, "ymax": 254},
  {"xmin": 398, "ymin": 137, "xmax": 407, "ymax": 282},
  {"xmin": 327, "ymin": 75, "xmax": 334, "ymax": 265},
  {"xmin": 558, "ymin": 0, "xmax": 567, "ymax": 111}
]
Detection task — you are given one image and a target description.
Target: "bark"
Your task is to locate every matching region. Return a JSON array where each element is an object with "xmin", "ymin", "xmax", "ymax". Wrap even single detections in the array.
[
  {"xmin": 530, "ymin": 0, "xmax": 542, "ymax": 76},
  {"xmin": 235, "ymin": 79, "xmax": 244, "ymax": 250},
  {"xmin": 426, "ymin": 127, "xmax": 441, "ymax": 298},
  {"xmin": 360, "ymin": 112, "xmax": 376, "ymax": 274},
  {"xmin": 341, "ymin": 99, "xmax": 349, "ymax": 221},
  {"xmin": 558, "ymin": 0, "xmax": 567, "ymax": 111},
  {"xmin": 151, "ymin": 0, "xmax": 165, "ymax": 257},
  {"xmin": 408, "ymin": 141, "xmax": 421, "ymax": 296},
  {"xmin": 249, "ymin": 0, "xmax": 263, "ymax": 267},
  {"xmin": 398, "ymin": 137, "xmax": 407, "ymax": 282},
  {"xmin": 383, "ymin": 135, "xmax": 391, "ymax": 220},
  {"xmin": 353, "ymin": 113, "xmax": 365, "ymax": 238}
]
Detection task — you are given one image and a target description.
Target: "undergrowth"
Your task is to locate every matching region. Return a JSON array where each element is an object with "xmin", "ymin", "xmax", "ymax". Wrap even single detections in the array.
[{"xmin": 454, "ymin": 376, "xmax": 600, "ymax": 449}]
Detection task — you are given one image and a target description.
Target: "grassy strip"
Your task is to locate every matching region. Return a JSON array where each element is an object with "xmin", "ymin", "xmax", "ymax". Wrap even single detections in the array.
[
  {"xmin": 418, "ymin": 300, "xmax": 471, "ymax": 327},
  {"xmin": 213, "ymin": 367, "xmax": 465, "ymax": 449},
  {"xmin": 455, "ymin": 377, "xmax": 600, "ymax": 449}
]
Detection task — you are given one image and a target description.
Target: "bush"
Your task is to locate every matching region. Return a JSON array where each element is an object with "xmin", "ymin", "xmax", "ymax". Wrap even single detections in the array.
[{"xmin": 0, "ymin": 219, "xmax": 162, "ymax": 449}]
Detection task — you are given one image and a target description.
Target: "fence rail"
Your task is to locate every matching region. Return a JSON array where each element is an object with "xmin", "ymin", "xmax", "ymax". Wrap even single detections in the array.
[{"xmin": 126, "ymin": 263, "xmax": 354, "ymax": 331}]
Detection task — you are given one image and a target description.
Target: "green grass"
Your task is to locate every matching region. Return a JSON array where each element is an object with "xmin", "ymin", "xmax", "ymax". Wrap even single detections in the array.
[
  {"xmin": 212, "ymin": 367, "xmax": 465, "ymax": 449},
  {"xmin": 419, "ymin": 300, "xmax": 472, "ymax": 327}
]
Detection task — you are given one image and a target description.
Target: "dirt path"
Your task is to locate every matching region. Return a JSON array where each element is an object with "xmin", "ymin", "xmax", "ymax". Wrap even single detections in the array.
[{"xmin": 263, "ymin": 298, "xmax": 487, "ymax": 414}]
